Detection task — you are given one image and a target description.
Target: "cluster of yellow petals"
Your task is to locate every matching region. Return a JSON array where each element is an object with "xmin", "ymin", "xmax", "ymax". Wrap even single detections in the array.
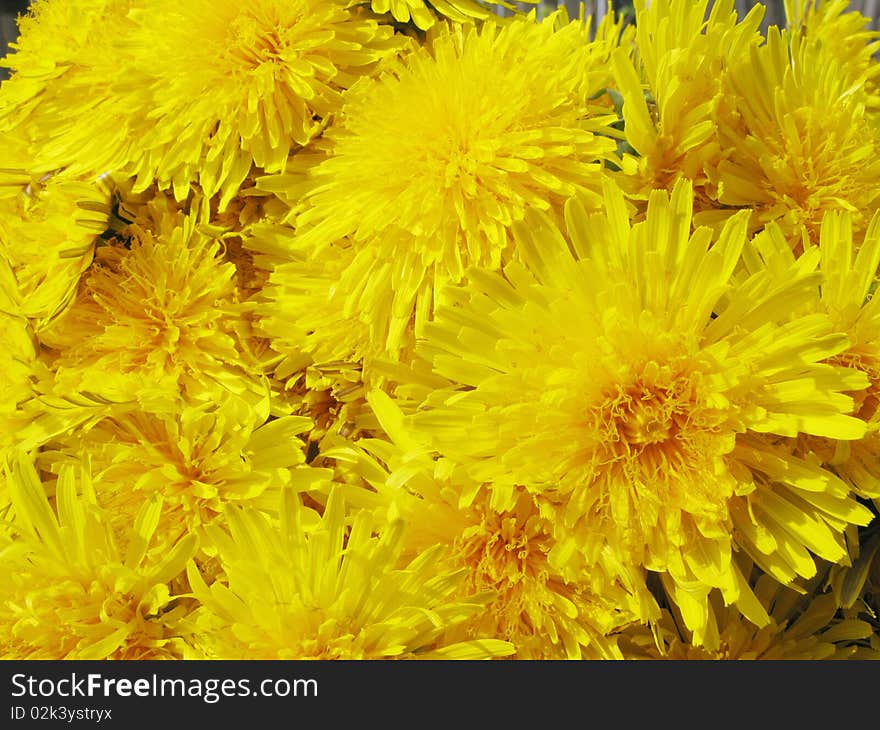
[{"xmin": 1, "ymin": 0, "xmax": 880, "ymax": 662}]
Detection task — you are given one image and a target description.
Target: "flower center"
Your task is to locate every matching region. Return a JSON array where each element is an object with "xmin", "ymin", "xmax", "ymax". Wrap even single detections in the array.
[
  {"xmin": 580, "ymin": 356, "xmax": 736, "ymax": 564},
  {"xmin": 227, "ymin": 14, "xmax": 289, "ymax": 70},
  {"xmin": 452, "ymin": 494, "xmax": 555, "ymax": 647},
  {"xmin": 459, "ymin": 516, "xmax": 535, "ymax": 594},
  {"xmin": 599, "ymin": 364, "xmax": 703, "ymax": 476},
  {"xmin": 441, "ymin": 144, "xmax": 480, "ymax": 194},
  {"xmin": 618, "ymin": 388, "xmax": 680, "ymax": 446}
]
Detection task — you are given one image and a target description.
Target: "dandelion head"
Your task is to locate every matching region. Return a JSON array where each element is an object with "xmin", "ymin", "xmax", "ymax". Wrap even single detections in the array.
[
  {"xmin": 130, "ymin": 0, "xmax": 400, "ymax": 206},
  {"xmin": 0, "ymin": 0, "xmax": 128, "ymax": 140},
  {"xmin": 716, "ymin": 27, "xmax": 880, "ymax": 245},
  {"xmin": 447, "ymin": 488, "xmax": 644, "ymax": 659},
  {"xmin": 0, "ymin": 455, "xmax": 196, "ymax": 660},
  {"xmin": 268, "ymin": 13, "xmax": 624, "ymax": 356},
  {"xmin": 188, "ymin": 489, "xmax": 513, "ymax": 659},
  {"xmin": 396, "ymin": 180, "xmax": 870, "ymax": 644},
  {"xmin": 612, "ymin": 0, "xmax": 763, "ymax": 206},
  {"xmin": 40, "ymin": 205, "xmax": 260, "ymax": 408},
  {"xmin": 344, "ymin": 401, "xmax": 654, "ymax": 659},
  {"xmin": 0, "ymin": 176, "xmax": 109, "ymax": 330},
  {"xmin": 785, "ymin": 0, "xmax": 880, "ymax": 107},
  {"xmin": 41, "ymin": 402, "xmax": 315, "ymax": 551},
  {"xmin": 789, "ymin": 211, "xmax": 880, "ymax": 504}
]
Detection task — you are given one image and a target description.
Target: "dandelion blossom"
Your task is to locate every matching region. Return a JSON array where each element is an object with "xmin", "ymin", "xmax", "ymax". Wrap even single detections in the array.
[
  {"xmin": 261, "ymin": 11, "xmax": 625, "ymax": 358},
  {"xmin": 612, "ymin": 0, "xmax": 763, "ymax": 206},
  {"xmin": 817, "ymin": 214, "xmax": 880, "ymax": 505},
  {"xmin": 783, "ymin": 0, "xmax": 880, "ymax": 108},
  {"xmin": 0, "ymin": 0, "xmax": 127, "ymax": 140},
  {"xmin": 187, "ymin": 488, "xmax": 514, "ymax": 659},
  {"xmin": 0, "ymin": 176, "xmax": 109, "ymax": 331},
  {"xmin": 40, "ymin": 401, "xmax": 319, "ymax": 551},
  {"xmin": 779, "ymin": 211, "xmax": 880, "ymax": 504},
  {"xmin": 331, "ymin": 401, "xmax": 655, "ymax": 659},
  {"xmin": 0, "ymin": 454, "xmax": 196, "ymax": 660},
  {"xmin": 395, "ymin": 180, "xmax": 870, "ymax": 645},
  {"xmin": 28, "ymin": 0, "xmax": 403, "ymax": 208},
  {"xmin": 40, "ymin": 205, "xmax": 261, "ymax": 409},
  {"xmin": 715, "ymin": 26, "xmax": 880, "ymax": 245}
]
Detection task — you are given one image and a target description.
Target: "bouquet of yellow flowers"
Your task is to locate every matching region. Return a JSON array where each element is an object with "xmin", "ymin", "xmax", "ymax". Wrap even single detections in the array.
[{"xmin": 1, "ymin": 0, "xmax": 879, "ymax": 661}]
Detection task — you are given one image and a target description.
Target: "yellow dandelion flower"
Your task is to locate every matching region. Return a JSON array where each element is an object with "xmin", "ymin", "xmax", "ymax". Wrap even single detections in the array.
[
  {"xmin": 393, "ymin": 179, "xmax": 870, "ymax": 646},
  {"xmin": 187, "ymin": 488, "xmax": 514, "ymax": 659},
  {"xmin": 769, "ymin": 211, "xmax": 880, "ymax": 504},
  {"xmin": 715, "ymin": 26, "xmax": 880, "ymax": 245},
  {"xmin": 611, "ymin": 0, "xmax": 763, "ymax": 206},
  {"xmin": 260, "ymin": 10, "xmax": 625, "ymax": 357},
  {"xmin": 620, "ymin": 572, "xmax": 873, "ymax": 659},
  {"xmin": 816, "ymin": 214, "xmax": 880, "ymax": 505},
  {"xmin": 329, "ymin": 396, "xmax": 656, "ymax": 659},
  {"xmin": 713, "ymin": 217, "xmax": 880, "ymax": 604},
  {"xmin": 28, "ymin": 0, "xmax": 403, "ymax": 209},
  {"xmin": 0, "ymin": 0, "xmax": 127, "ymax": 137},
  {"xmin": 39, "ymin": 201, "xmax": 262, "ymax": 409},
  {"xmin": 38, "ymin": 399, "xmax": 321, "ymax": 552},
  {"xmin": 1, "ymin": 453, "xmax": 196, "ymax": 659},
  {"xmin": 784, "ymin": 0, "xmax": 880, "ymax": 108},
  {"xmin": 0, "ymin": 311, "xmax": 95, "ymax": 462},
  {"xmin": 0, "ymin": 175, "xmax": 109, "ymax": 330}
]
